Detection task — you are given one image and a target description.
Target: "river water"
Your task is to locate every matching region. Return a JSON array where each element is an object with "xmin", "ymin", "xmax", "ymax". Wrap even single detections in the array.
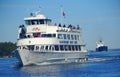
[{"xmin": 0, "ymin": 50, "xmax": 120, "ymax": 77}]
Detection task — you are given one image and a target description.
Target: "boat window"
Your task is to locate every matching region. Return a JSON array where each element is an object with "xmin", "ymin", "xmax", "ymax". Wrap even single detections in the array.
[
  {"xmin": 47, "ymin": 34, "xmax": 52, "ymax": 37},
  {"xmin": 68, "ymin": 45, "xmax": 71, "ymax": 51},
  {"xmin": 41, "ymin": 34, "xmax": 56, "ymax": 38},
  {"xmin": 71, "ymin": 35, "xmax": 74, "ymax": 40},
  {"xmin": 25, "ymin": 19, "xmax": 46, "ymax": 25},
  {"xmin": 45, "ymin": 19, "xmax": 51, "ymax": 25},
  {"xmin": 45, "ymin": 46, "xmax": 48, "ymax": 51},
  {"xmin": 63, "ymin": 34, "xmax": 67, "ymax": 39},
  {"xmin": 49, "ymin": 45, "xmax": 52, "ymax": 51},
  {"xmin": 39, "ymin": 20, "xmax": 44, "ymax": 24},
  {"xmin": 64, "ymin": 45, "xmax": 66, "ymax": 51},
  {"xmin": 28, "ymin": 45, "xmax": 34, "ymax": 50},
  {"xmin": 79, "ymin": 45, "xmax": 81, "ymax": 51},
  {"xmin": 58, "ymin": 34, "xmax": 63, "ymax": 39},
  {"xmin": 74, "ymin": 35, "xmax": 77, "ymax": 40},
  {"xmin": 72, "ymin": 45, "xmax": 75, "ymax": 51},
  {"xmin": 53, "ymin": 34, "xmax": 56, "ymax": 37},
  {"xmin": 25, "ymin": 19, "xmax": 51, "ymax": 25},
  {"xmin": 65, "ymin": 45, "xmax": 69, "ymax": 51},
  {"xmin": 31, "ymin": 20, "xmax": 39, "ymax": 25},
  {"xmin": 17, "ymin": 46, "xmax": 21, "ymax": 49},
  {"xmin": 67, "ymin": 34, "xmax": 70, "ymax": 40},
  {"xmin": 55, "ymin": 45, "xmax": 59, "ymax": 51},
  {"xmin": 35, "ymin": 46, "xmax": 39, "ymax": 50},
  {"xmin": 40, "ymin": 46, "xmax": 44, "ymax": 50},
  {"xmin": 27, "ymin": 35, "xmax": 30, "ymax": 38},
  {"xmin": 77, "ymin": 35, "xmax": 80, "ymax": 40},
  {"xmin": 75, "ymin": 46, "xmax": 78, "ymax": 51},
  {"xmin": 60, "ymin": 45, "xmax": 64, "ymax": 51},
  {"xmin": 74, "ymin": 46, "xmax": 76, "ymax": 51},
  {"xmin": 25, "ymin": 20, "xmax": 31, "ymax": 25},
  {"xmin": 51, "ymin": 45, "xmax": 55, "ymax": 51},
  {"xmin": 41, "ymin": 34, "xmax": 46, "ymax": 37}
]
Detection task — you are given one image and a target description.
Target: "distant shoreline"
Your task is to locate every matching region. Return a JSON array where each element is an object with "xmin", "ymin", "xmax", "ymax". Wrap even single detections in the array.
[{"xmin": 0, "ymin": 55, "xmax": 14, "ymax": 58}]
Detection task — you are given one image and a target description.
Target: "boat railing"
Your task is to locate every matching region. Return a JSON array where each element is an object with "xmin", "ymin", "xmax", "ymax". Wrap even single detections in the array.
[{"xmin": 55, "ymin": 24, "xmax": 81, "ymax": 33}]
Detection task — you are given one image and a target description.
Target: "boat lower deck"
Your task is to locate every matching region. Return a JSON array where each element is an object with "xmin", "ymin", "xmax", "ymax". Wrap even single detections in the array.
[{"xmin": 15, "ymin": 49, "xmax": 88, "ymax": 66}]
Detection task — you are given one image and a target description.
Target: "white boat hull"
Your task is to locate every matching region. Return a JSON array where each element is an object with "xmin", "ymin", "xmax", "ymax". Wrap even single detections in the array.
[{"xmin": 14, "ymin": 50, "xmax": 88, "ymax": 66}]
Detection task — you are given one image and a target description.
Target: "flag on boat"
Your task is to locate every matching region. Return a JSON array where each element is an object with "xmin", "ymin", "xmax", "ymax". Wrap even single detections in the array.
[{"xmin": 62, "ymin": 11, "xmax": 66, "ymax": 18}]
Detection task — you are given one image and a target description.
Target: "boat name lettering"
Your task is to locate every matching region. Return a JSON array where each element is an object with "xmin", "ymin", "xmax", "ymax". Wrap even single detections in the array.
[{"xmin": 32, "ymin": 27, "xmax": 40, "ymax": 31}]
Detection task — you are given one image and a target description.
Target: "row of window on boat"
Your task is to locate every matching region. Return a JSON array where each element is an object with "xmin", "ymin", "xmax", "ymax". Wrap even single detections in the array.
[
  {"xmin": 25, "ymin": 20, "xmax": 80, "ymax": 30},
  {"xmin": 18, "ymin": 45, "xmax": 82, "ymax": 51},
  {"xmin": 19, "ymin": 33, "xmax": 80, "ymax": 40},
  {"xmin": 25, "ymin": 19, "xmax": 51, "ymax": 25}
]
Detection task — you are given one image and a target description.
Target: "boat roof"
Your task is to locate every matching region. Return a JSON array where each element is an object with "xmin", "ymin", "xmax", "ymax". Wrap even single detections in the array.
[{"xmin": 24, "ymin": 12, "xmax": 48, "ymax": 20}]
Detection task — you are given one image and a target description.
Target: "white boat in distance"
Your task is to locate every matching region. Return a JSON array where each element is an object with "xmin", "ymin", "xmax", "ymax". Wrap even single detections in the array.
[{"xmin": 14, "ymin": 11, "xmax": 88, "ymax": 66}]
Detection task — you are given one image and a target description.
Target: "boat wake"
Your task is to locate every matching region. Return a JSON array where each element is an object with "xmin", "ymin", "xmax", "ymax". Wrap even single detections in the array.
[
  {"xmin": 29, "ymin": 56, "xmax": 120, "ymax": 66},
  {"xmin": 88, "ymin": 56, "xmax": 120, "ymax": 62}
]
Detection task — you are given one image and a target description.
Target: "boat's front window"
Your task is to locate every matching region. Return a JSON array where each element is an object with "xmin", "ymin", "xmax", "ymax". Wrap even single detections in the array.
[
  {"xmin": 39, "ymin": 20, "xmax": 44, "ymax": 24},
  {"xmin": 25, "ymin": 20, "xmax": 44, "ymax": 25},
  {"xmin": 25, "ymin": 20, "xmax": 31, "ymax": 25},
  {"xmin": 32, "ymin": 20, "xmax": 39, "ymax": 25},
  {"xmin": 25, "ymin": 19, "xmax": 51, "ymax": 25},
  {"xmin": 45, "ymin": 19, "xmax": 51, "ymax": 25}
]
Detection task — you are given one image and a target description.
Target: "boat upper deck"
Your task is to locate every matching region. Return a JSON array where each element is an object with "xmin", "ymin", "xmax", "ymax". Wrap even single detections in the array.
[
  {"xmin": 18, "ymin": 12, "xmax": 82, "ymax": 39},
  {"xmin": 16, "ymin": 12, "xmax": 87, "ymax": 52},
  {"xmin": 17, "ymin": 12, "xmax": 84, "ymax": 46}
]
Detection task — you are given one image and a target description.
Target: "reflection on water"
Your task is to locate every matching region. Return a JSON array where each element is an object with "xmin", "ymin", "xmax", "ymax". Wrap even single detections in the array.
[
  {"xmin": 20, "ymin": 63, "xmax": 84, "ymax": 77},
  {"xmin": 19, "ymin": 56, "xmax": 120, "ymax": 77}
]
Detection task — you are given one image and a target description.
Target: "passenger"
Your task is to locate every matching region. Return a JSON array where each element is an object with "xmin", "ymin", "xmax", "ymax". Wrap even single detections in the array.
[
  {"xmin": 77, "ymin": 25, "xmax": 80, "ymax": 29},
  {"xmin": 63, "ymin": 24, "xmax": 66, "ymax": 28},
  {"xmin": 68, "ymin": 24, "xmax": 72, "ymax": 28},
  {"xmin": 31, "ymin": 21, "xmax": 35, "ymax": 25},
  {"xmin": 68, "ymin": 24, "xmax": 72, "ymax": 31},
  {"xmin": 58, "ymin": 23, "xmax": 61, "ymax": 27},
  {"xmin": 73, "ymin": 26, "xmax": 76, "ymax": 29},
  {"xmin": 54, "ymin": 23, "xmax": 57, "ymax": 26}
]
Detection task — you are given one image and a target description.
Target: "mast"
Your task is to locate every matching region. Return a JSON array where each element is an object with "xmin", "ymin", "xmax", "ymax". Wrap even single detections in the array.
[{"xmin": 60, "ymin": 6, "xmax": 63, "ymax": 26}]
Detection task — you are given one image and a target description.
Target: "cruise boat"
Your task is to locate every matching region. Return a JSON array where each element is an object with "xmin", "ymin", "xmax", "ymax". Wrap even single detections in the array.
[
  {"xmin": 96, "ymin": 40, "xmax": 108, "ymax": 51},
  {"xmin": 14, "ymin": 11, "xmax": 88, "ymax": 66}
]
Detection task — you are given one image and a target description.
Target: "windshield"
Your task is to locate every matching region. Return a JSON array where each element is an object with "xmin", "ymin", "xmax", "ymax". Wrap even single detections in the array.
[{"xmin": 25, "ymin": 19, "xmax": 51, "ymax": 25}]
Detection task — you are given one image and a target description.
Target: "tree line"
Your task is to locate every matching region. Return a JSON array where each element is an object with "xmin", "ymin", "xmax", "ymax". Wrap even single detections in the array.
[{"xmin": 0, "ymin": 42, "xmax": 16, "ymax": 57}]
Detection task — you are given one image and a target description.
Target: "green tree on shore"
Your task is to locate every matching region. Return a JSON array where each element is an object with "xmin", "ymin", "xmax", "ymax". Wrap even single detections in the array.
[{"xmin": 0, "ymin": 42, "xmax": 16, "ymax": 57}]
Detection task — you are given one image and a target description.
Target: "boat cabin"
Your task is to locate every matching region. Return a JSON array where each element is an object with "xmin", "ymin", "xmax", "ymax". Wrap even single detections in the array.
[{"xmin": 24, "ymin": 13, "xmax": 52, "ymax": 26}]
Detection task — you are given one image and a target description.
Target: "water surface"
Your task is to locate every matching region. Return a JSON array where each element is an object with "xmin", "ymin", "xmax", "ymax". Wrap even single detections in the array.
[{"xmin": 0, "ymin": 50, "xmax": 120, "ymax": 77}]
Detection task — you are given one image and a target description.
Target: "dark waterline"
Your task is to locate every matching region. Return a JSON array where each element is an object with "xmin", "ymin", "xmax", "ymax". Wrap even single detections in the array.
[{"xmin": 0, "ymin": 50, "xmax": 120, "ymax": 77}]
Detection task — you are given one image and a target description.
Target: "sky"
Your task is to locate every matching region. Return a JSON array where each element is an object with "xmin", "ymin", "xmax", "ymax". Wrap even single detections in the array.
[{"xmin": 0, "ymin": 0, "xmax": 120, "ymax": 50}]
